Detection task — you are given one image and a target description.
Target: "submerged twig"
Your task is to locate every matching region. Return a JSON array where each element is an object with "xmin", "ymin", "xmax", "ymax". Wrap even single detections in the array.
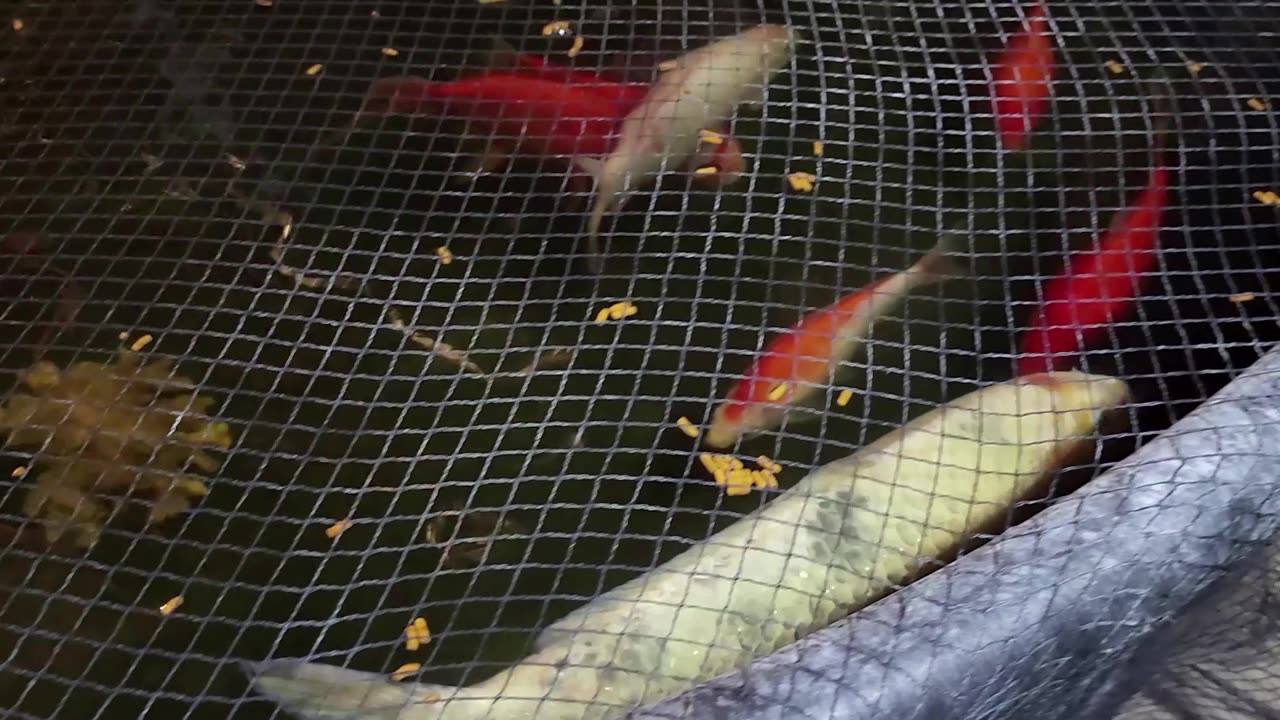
[
  {"xmin": 225, "ymin": 185, "xmax": 366, "ymax": 294},
  {"xmin": 515, "ymin": 348, "xmax": 575, "ymax": 376},
  {"xmin": 385, "ymin": 306, "xmax": 488, "ymax": 377}
]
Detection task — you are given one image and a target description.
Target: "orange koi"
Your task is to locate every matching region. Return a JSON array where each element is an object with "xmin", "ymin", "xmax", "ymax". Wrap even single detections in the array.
[
  {"xmin": 1017, "ymin": 86, "xmax": 1173, "ymax": 375},
  {"xmin": 705, "ymin": 234, "xmax": 966, "ymax": 448},
  {"xmin": 991, "ymin": 1, "xmax": 1055, "ymax": 152}
]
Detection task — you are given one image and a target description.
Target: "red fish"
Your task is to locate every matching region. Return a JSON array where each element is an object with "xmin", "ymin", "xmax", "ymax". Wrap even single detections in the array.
[
  {"xmin": 353, "ymin": 63, "xmax": 745, "ymax": 197},
  {"xmin": 991, "ymin": 1, "xmax": 1055, "ymax": 151},
  {"xmin": 1017, "ymin": 99, "xmax": 1173, "ymax": 376},
  {"xmin": 704, "ymin": 233, "xmax": 965, "ymax": 448}
]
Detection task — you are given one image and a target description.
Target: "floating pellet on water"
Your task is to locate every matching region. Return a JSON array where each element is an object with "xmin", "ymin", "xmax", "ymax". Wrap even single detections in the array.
[
  {"xmin": 700, "ymin": 129, "xmax": 724, "ymax": 145},
  {"xmin": 130, "ymin": 334, "xmax": 153, "ymax": 352},
  {"xmin": 542, "ymin": 20, "xmax": 572, "ymax": 36},
  {"xmin": 406, "ymin": 637, "xmax": 421, "ymax": 652},
  {"xmin": 305, "ymin": 64, "xmax": 324, "ymax": 76},
  {"xmin": 382, "ymin": 47, "xmax": 400, "ymax": 57},
  {"xmin": 767, "ymin": 383, "xmax": 789, "ymax": 402},
  {"xmin": 421, "ymin": 694, "xmax": 442, "ymax": 704},
  {"xmin": 813, "ymin": 141, "xmax": 824, "ymax": 156},
  {"xmin": 757, "ymin": 455, "xmax": 781, "ymax": 474},
  {"xmin": 118, "ymin": 331, "xmax": 129, "ymax": 341},
  {"xmin": 594, "ymin": 301, "xmax": 638, "ymax": 322},
  {"xmin": 436, "ymin": 246, "xmax": 454, "ymax": 265},
  {"xmin": 676, "ymin": 417, "xmax": 700, "ymax": 438},
  {"xmin": 1230, "ymin": 292, "xmax": 1257, "ymax": 304},
  {"xmin": 391, "ymin": 664, "xmax": 422, "ymax": 682},
  {"xmin": 414, "ymin": 617, "xmax": 429, "ymax": 632},
  {"xmin": 1253, "ymin": 190, "xmax": 1280, "ymax": 206},
  {"xmin": 1187, "ymin": 61, "xmax": 1205, "ymax": 75},
  {"xmin": 657, "ymin": 60, "xmax": 678, "ymax": 72},
  {"xmin": 836, "ymin": 388, "xmax": 854, "ymax": 407},
  {"xmin": 11, "ymin": 467, "xmax": 26, "ymax": 478},
  {"xmin": 1104, "ymin": 60, "xmax": 1125, "ymax": 75},
  {"xmin": 12, "ymin": 18, "xmax": 23, "ymax": 32},
  {"xmin": 325, "ymin": 518, "xmax": 353, "ymax": 539},
  {"xmin": 1248, "ymin": 97, "xmax": 1268, "ymax": 111},
  {"xmin": 159, "ymin": 596, "xmax": 184, "ymax": 615},
  {"xmin": 787, "ymin": 172, "xmax": 816, "ymax": 192},
  {"xmin": 695, "ymin": 166, "xmax": 718, "ymax": 175},
  {"xmin": 567, "ymin": 36, "xmax": 584, "ymax": 58}
]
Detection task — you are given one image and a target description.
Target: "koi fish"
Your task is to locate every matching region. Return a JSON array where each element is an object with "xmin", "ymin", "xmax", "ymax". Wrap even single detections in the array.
[
  {"xmin": 248, "ymin": 371, "xmax": 1130, "ymax": 720},
  {"xmin": 704, "ymin": 232, "xmax": 967, "ymax": 449},
  {"xmin": 1017, "ymin": 86, "xmax": 1173, "ymax": 376},
  {"xmin": 990, "ymin": 1, "xmax": 1055, "ymax": 151},
  {"xmin": 574, "ymin": 24, "xmax": 798, "ymax": 269}
]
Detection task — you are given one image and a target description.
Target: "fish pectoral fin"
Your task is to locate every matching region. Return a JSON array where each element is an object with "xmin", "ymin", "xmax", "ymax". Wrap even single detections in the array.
[
  {"xmin": 572, "ymin": 156, "xmax": 607, "ymax": 186},
  {"xmin": 247, "ymin": 660, "xmax": 430, "ymax": 720}
]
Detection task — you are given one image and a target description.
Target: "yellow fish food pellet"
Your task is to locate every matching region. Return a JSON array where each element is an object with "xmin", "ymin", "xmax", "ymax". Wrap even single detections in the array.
[
  {"xmin": 1230, "ymin": 292, "xmax": 1257, "ymax": 304},
  {"xmin": 787, "ymin": 172, "xmax": 816, "ymax": 192},
  {"xmin": 159, "ymin": 596, "xmax": 184, "ymax": 615},
  {"xmin": 676, "ymin": 417, "xmax": 700, "ymax": 439},
  {"xmin": 1247, "ymin": 97, "xmax": 1268, "ymax": 112},
  {"xmin": 767, "ymin": 383, "xmax": 789, "ymax": 402},
  {"xmin": 325, "ymin": 519, "xmax": 353, "ymax": 539},
  {"xmin": 391, "ymin": 663, "xmax": 422, "ymax": 682},
  {"xmin": 836, "ymin": 388, "xmax": 854, "ymax": 407},
  {"xmin": 305, "ymin": 64, "xmax": 324, "ymax": 76},
  {"xmin": 382, "ymin": 47, "xmax": 400, "ymax": 57},
  {"xmin": 699, "ymin": 129, "xmax": 724, "ymax": 145},
  {"xmin": 595, "ymin": 302, "xmax": 639, "ymax": 323},
  {"xmin": 436, "ymin": 246, "xmax": 454, "ymax": 265},
  {"xmin": 694, "ymin": 166, "xmax": 718, "ymax": 176},
  {"xmin": 756, "ymin": 455, "xmax": 782, "ymax": 474},
  {"xmin": 130, "ymin": 334, "xmax": 154, "ymax": 352},
  {"xmin": 404, "ymin": 617, "xmax": 431, "ymax": 650},
  {"xmin": 542, "ymin": 20, "xmax": 572, "ymax": 36},
  {"xmin": 1104, "ymin": 60, "xmax": 1125, "ymax": 75},
  {"xmin": 813, "ymin": 141, "xmax": 824, "ymax": 156}
]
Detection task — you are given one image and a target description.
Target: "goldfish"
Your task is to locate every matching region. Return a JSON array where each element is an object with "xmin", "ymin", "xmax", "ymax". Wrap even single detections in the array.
[
  {"xmin": 704, "ymin": 232, "xmax": 967, "ymax": 449},
  {"xmin": 574, "ymin": 24, "xmax": 798, "ymax": 269},
  {"xmin": 1017, "ymin": 85, "xmax": 1173, "ymax": 376},
  {"xmin": 990, "ymin": 1, "xmax": 1055, "ymax": 151},
  {"xmin": 247, "ymin": 371, "xmax": 1130, "ymax": 720}
]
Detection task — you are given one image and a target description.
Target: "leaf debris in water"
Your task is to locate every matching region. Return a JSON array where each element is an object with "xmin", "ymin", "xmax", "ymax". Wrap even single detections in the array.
[
  {"xmin": 385, "ymin": 307, "xmax": 486, "ymax": 377},
  {"xmin": 0, "ymin": 352, "xmax": 234, "ymax": 549}
]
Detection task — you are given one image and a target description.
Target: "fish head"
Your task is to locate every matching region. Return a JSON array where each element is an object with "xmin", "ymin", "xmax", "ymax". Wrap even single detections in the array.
[{"xmin": 704, "ymin": 398, "xmax": 780, "ymax": 449}]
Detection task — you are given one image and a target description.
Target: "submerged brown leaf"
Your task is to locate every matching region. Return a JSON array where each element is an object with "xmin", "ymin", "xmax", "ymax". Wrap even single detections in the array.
[{"xmin": 0, "ymin": 352, "xmax": 234, "ymax": 549}]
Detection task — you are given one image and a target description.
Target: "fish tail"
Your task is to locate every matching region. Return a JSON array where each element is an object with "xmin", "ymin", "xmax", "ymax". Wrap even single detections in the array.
[
  {"xmin": 914, "ymin": 225, "xmax": 973, "ymax": 281},
  {"xmin": 247, "ymin": 660, "xmax": 462, "ymax": 720},
  {"xmin": 574, "ymin": 156, "xmax": 611, "ymax": 273}
]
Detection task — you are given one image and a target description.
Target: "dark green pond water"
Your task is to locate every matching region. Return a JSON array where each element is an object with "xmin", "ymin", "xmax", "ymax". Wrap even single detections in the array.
[{"xmin": 2, "ymin": 0, "xmax": 1278, "ymax": 717}]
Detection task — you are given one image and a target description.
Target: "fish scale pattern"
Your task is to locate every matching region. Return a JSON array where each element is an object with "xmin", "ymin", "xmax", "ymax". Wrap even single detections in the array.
[{"xmin": 1, "ymin": 0, "xmax": 1280, "ymax": 719}]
